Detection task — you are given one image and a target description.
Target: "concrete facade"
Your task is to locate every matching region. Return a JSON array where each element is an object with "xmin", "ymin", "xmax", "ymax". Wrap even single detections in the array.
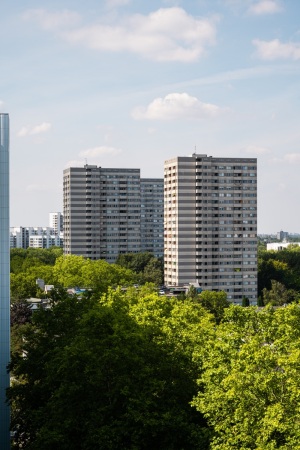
[
  {"xmin": 63, "ymin": 165, "xmax": 163, "ymax": 262},
  {"xmin": 164, "ymin": 154, "xmax": 257, "ymax": 304},
  {"xmin": 141, "ymin": 178, "xmax": 164, "ymax": 258}
]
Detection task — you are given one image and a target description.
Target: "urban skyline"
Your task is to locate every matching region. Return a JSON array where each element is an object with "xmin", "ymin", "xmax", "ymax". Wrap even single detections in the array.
[{"xmin": 1, "ymin": 1, "xmax": 300, "ymax": 233}]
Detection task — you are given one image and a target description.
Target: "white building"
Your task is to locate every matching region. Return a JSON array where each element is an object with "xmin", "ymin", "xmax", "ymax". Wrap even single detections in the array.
[
  {"xmin": 49, "ymin": 212, "xmax": 63, "ymax": 234},
  {"xmin": 267, "ymin": 242, "xmax": 300, "ymax": 251},
  {"xmin": 10, "ymin": 226, "xmax": 63, "ymax": 249},
  {"xmin": 164, "ymin": 154, "xmax": 257, "ymax": 304}
]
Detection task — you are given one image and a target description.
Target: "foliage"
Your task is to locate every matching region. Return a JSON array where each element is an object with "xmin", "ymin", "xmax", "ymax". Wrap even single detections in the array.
[
  {"xmin": 10, "ymin": 247, "xmax": 63, "ymax": 274},
  {"xmin": 10, "ymin": 300, "xmax": 33, "ymax": 327},
  {"xmin": 192, "ymin": 304, "xmax": 300, "ymax": 449},
  {"xmin": 8, "ymin": 290, "xmax": 214, "ymax": 449},
  {"xmin": 198, "ymin": 290, "xmax": 230, "ymax": 324},
  {"xmin": 115, "ymin": 252, "xmax": 154, "ymax": 273},
  {"xmin": 116, "ymin": 252, "xmax": 164, "ymax": 286},
  {"xmin": 262, "ymin": 280, "xmax": 298, "ymax": 306},
  {"xmin": 258, "ymin": 247, "xmax": 300, "ymax": 297},
  {"xmin": 53, "ymin": 255, "xmax": 136, "ymax": 293},
  {"xmin": 186, "ymin": 285, "xmax": 199, "ymax": 300},
  {"xmin": 143, "ymin": 257, "xmax": 164, "ymax": 285},
  {"xmin": 10, "ymin": 266, "xmax": 56, "ymax": 300},
  {"xmin": 242, "ymin": 296, "xmax": 250, "ymax": 307},
  {"xmin": 10, "ymin": 248, "xmax": 63, "ymax": 300}
]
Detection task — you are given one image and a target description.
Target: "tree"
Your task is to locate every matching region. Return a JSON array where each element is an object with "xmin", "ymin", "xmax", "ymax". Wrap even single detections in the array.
[
  {"xmin": 241, "ymin": 296, "xmax": 250, "ymax": 307},
  {"xmin": 262, "ymin": 279, "xmax": 295, "ymax": 306},
  {"xmin": 198, "ymin": 290, "xmax": 230, "ymax": 324},
  {"xmin": 186, "ymin": 285, "xmax": 199, "ymax": 300},
  {"xmin": 10, "ymin": 247, "xmax": 63, "ymax": 275},
  {"xmin": 10, "ymin": 301, "xmax": 33, "ymax": 327},
  {"xmin": 192, "ymin": 304, "xmax": 300, "ymax": 449},
  {"xmin": 258, "ymin": 247, "xmax": 300, "ymax": 296},
  {"xmin": 52, "ymin": 255, "xmax": 136, "ymax": 293},
  {"xmin": 10, "ymin": 273, "xmax": 40, "ymax": 300},
  {"xmin": 116, "ymin": 252, "xmax": 164, "ymax": 286},
  {"xmin": 143, "ymin": 257, "xmax": 164, "ymax": 285},
  {"xmin": 8, "ymin": 290, "xmax": 213, "ymax": 449}
]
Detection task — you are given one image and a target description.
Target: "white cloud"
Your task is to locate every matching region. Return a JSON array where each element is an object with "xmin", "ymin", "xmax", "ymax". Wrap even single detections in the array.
[
  {"xmin": 65, "ymin": 159, "xmax": 86, "ymax": 168},
  {"xmin": 284, "ymin": 153, "xmax": 300, "ymax": 163},
  {"xmin": 65, "ymin": 146, "xmax": 122, "ymax": 168},
  {"xmin": 18, "ymin": 122, "xmax": 52, "ymax": 137},
  {"xmin": 243, "ymin": 145, "xmax": 271, "ymax": 155},
  {"xmin": 79, "ymin": 146, "xmax": 122, "ymax": 157},
  {"xmin": 23, "ymin": 9, "xmax": 80, "ymax": 30},
  {"xmin": 132, "ymin": 92, "xmax": 225, "ymax": 120},
  {"xmin": 27, "ymin": 7, "xmax": 217, "ymax": 62},
  {"xmin": 31, "ymin": 123, "xmax": 52, "ymax": 135},
  {"xmin": 253, "ymin": 39, "xmax": 300, "ymax": 60},
  {"xmin": 271, "ymin": 153, "xmax": 300, "ymax": 164},
  {"xmin": 105, "ymin": 0, "xmax": 131, "ymax": 7},
  {"xmin": 248, "ymin": 0, "xmax": 283, "ymax": 15}
]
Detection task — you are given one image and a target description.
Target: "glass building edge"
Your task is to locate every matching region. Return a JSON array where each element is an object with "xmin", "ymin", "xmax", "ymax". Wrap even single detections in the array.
[{"xmin": 0, "ymin": 113, "xmax": 10, "ymax": 448}]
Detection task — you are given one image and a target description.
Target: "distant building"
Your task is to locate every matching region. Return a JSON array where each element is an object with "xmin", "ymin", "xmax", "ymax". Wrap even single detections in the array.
[
  {"xmin": 63, "ymin": 165, "xmax": 164, "ymax": 262},
  {"xmin": 267, "ymin": 242, "xmax": 300, "ymax": 251},
  {"xmin": 276, "ymin": 230, "xmax": 288, "ymax": 241},
  {"xmin": 164, "ymin": 154, "xmax": 257, "ymax": 304},
  {"xmin": 10, "ymin": 226, "xmax": 63, "ymax": 249},
  {"xmin": 49, "ymin": 212, "xmax": 63, "ymax": 234}
]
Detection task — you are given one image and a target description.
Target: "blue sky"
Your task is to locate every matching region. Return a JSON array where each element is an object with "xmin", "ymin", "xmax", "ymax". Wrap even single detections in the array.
[{"xmin": 1, "ymin": 0, "xmax": 300, "ymax": 233}]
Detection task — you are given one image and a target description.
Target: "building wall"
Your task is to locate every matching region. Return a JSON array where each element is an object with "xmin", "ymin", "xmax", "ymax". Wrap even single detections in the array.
[
  {"xmin": 141, "ymin": 178, "xmax": 164, "ymax": 258},
  {"xmin": 0, "ymin": 113, "xmax": 10, "ymax": 448},
  {"xmin": 164, "ymin": 154, "xmax": 257, "ymax": 304},
  {"xmin": 99, "ymin": 167, "xmax": 141, "ymax": 262},
  {"xmin": 63, "ymin": 165, "xmax": 101, "ymax": 258},
  {"xmin": 49, "ymin": 212, "xmax": 63, "ymax": 233},
  {"xmin": 63, "ymin": 165, "xmax": 164, "ymax": 263}
]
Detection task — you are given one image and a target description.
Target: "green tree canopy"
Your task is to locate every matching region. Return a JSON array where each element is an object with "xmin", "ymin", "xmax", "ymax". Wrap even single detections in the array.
[
  {"xmin": 8, "ymin": 289, "xmax": 214, "ymax": 449},
  {"xmin": 192, "ymin": 304, "xmax": 300, "ymax": 449},
  {"xmin": 198, "ymin": 290, "xmax": 230, "ymax": 324}
]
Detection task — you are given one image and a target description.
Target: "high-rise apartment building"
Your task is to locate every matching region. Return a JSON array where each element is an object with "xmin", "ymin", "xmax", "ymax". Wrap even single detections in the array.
[
  {"xmin": 63, "ymin": 165, "xmax": 163, "ymax": 262},
  {"xmin": 141, "ymin": 178, "xmax": 164, "ymax": 258},
  {"xmin": 49, "ymin": 212, "xmax": 63, "ymax": 234},
  {"xmin": 0, "ymin": 113, "xmax": 10, "ymax": 448},
  {"xmin": 164, "ymin": 154, "xmax": 257, "ymax": 304}
]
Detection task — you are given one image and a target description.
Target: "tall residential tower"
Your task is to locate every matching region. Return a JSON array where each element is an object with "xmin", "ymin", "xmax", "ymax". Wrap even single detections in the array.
[
  {"xmin": 63, "ymin": 165, "xmax": 164, "ymax": 262},
  {"xmin": 164, "ymin": 154, "xmax": 257, "ymax": 304},
  {"xmin": 0, "ymin": 113, "xmax": 10, "ymax": 448}
]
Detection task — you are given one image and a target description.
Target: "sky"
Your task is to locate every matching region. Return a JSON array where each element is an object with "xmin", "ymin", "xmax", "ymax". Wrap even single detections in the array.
[{"xmin": 1, "ymin": 0, "xmax": 300, "ymax": 233}]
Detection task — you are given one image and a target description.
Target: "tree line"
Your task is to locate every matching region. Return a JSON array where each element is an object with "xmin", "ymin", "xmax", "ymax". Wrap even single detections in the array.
[
  {"xmin": 9, "ymin": 286, "xmax": 300, "ymax": 448},
  {"xmin": 8, "ymin": 246, "xmax": 300, "ymax": 448},
  {"xmin": 10, "ymin": 249, "xmax": 163, "ymax": 301}
]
